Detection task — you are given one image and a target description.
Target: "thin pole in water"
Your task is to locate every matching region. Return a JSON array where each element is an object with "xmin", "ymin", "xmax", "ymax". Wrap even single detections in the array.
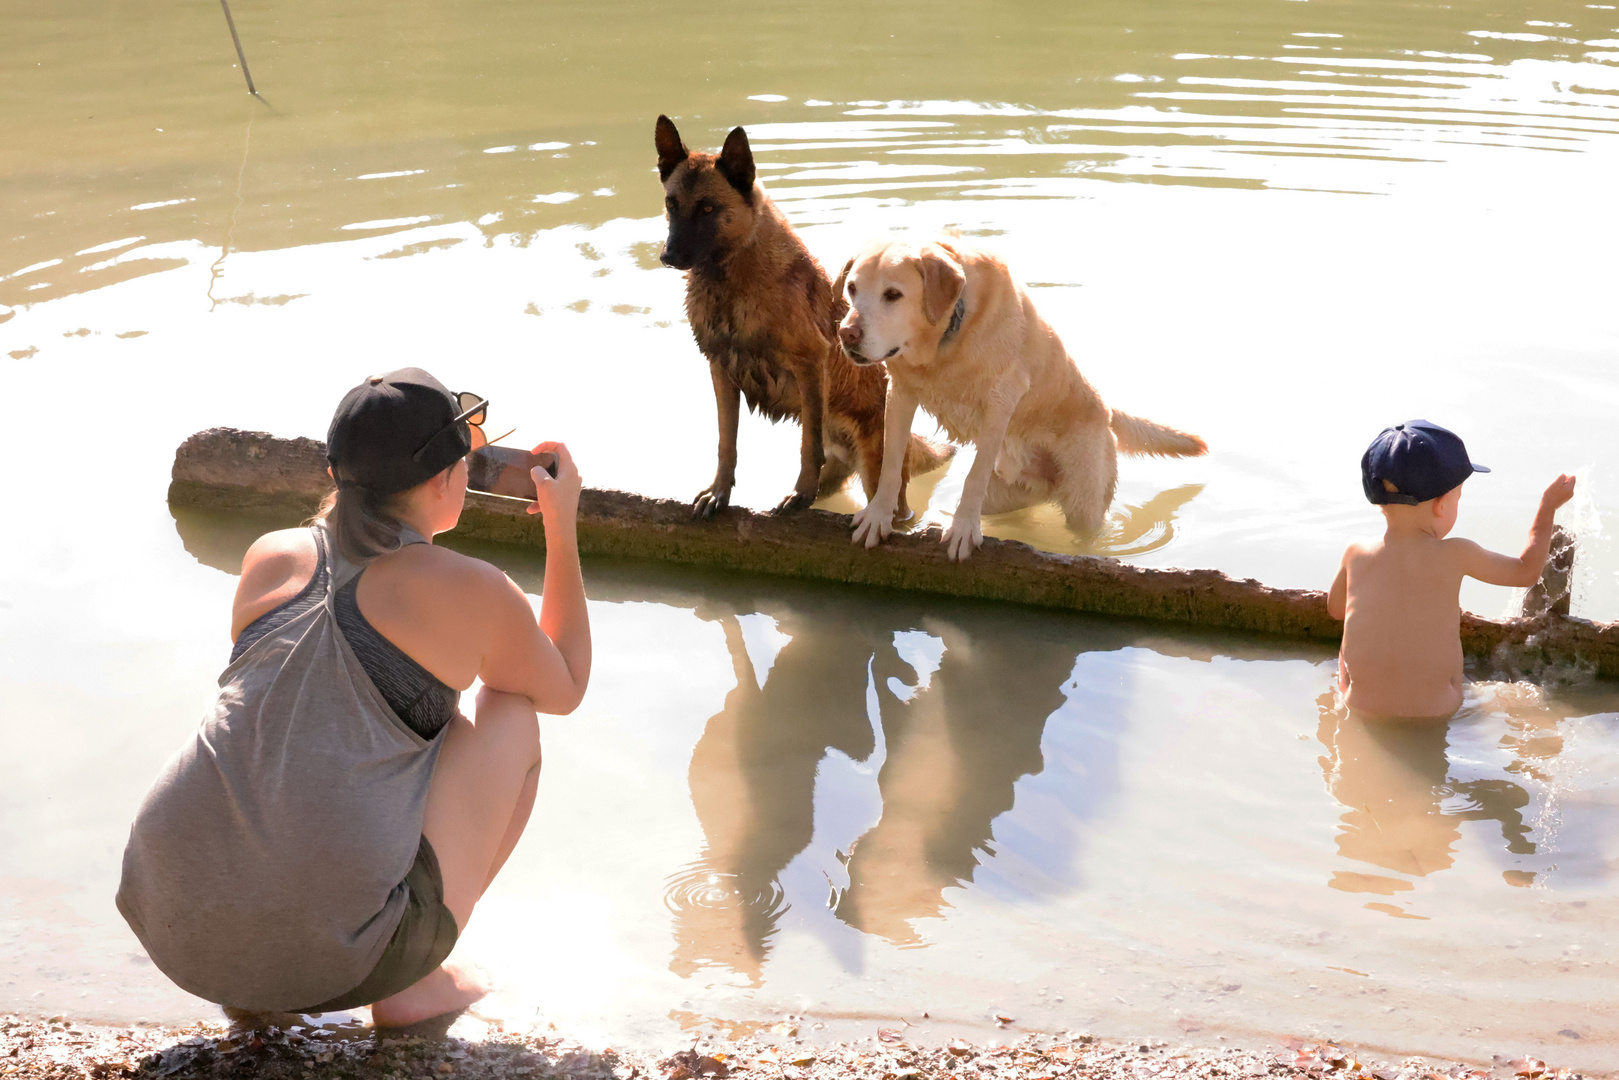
[{"xmin": 218, "ymin": 0, "xmax": 258, "ymax": 96}]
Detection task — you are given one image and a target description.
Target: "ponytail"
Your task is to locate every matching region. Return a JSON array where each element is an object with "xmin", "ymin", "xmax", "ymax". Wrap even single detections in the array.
[{"xmin": 311, "ymin": 481, "xmax": 407, "ymax": 563}]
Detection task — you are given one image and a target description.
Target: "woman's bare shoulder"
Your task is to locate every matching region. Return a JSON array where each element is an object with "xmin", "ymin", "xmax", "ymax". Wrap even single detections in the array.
[
  {"xmin": 233, "ymin": 527, "xmax": 319, "ymax": 639},
  {"xmin": 380, "ymin": 543, "xmax": 522, "ymax": 601},
  {"xmin": 240, "ymin": 527, "xmax": 317, "ymax": 580}
]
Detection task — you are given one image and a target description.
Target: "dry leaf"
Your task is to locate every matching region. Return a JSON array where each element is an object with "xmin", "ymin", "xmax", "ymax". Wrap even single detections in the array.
[
  {"xmin": 948, "ymin": 1040, "xmax": 973, "ymax": 1058},
  {"xmin": 789, "ymin": 1053, "xmax": 816, "ymax": 1067}
]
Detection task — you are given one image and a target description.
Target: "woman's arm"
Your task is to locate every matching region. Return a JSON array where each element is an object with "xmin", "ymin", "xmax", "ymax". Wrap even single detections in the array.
[{"xmin": 476, "ymin": 443, "xmax": 591, "ymax": 713}]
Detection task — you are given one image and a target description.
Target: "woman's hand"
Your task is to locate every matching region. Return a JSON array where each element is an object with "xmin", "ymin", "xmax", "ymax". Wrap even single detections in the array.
[{"xmin": 526, "ymin": 441, "xmax": 581, "ymax": 521}]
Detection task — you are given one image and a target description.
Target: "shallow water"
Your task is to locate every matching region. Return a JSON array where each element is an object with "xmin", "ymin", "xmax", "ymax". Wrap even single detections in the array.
[{"xmin": 4, "ymin": 0, "xmax": 1619, "ymax": 1068}]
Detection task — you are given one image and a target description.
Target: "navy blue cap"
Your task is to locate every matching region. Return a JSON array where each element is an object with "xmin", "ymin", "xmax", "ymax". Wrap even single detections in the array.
[
  {"xmin": 326, "ymin": 368, "xmax": 470, "ymax": 496},
  {"xmin": 1361, "ymin": 419, "xmax": 1489, "ymax": 505}
]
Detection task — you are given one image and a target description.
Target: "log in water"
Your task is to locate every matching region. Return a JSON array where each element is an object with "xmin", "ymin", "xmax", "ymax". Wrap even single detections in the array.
[{"xmin": 167, "ymin": 427, "xmax": 1619, "ymax": 678}]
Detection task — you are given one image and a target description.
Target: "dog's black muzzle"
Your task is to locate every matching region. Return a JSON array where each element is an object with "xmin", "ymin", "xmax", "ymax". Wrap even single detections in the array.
[{"xmin": 659, "ymin": 247, "xmax": 694, "ymax": 271}]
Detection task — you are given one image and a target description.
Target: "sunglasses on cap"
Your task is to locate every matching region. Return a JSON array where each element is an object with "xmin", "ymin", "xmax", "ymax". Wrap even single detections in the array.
[{"xmin": 411, "ymin": 391, "xmax": 512, "ymax": 463}]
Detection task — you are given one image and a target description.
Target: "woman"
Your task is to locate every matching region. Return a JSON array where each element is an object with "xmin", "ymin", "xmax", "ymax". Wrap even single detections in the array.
[{"xmin": 118, "ymin": 368, "xmax": 590, "ymax": 1027}]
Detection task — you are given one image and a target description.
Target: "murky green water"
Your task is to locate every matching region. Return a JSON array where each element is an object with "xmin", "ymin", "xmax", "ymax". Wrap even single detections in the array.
[{"xmin": 4, "ymin": 0, "xmax": 1619, "ymax": 1068}]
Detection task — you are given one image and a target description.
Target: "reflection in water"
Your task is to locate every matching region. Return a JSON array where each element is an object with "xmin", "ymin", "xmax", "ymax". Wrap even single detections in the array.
[
  {"xmin": 835, "ymin": 620, "xmax": 1071, "ymax": 944},
  {"xmin": 1103, "ymin": 484, "xmax": 1203, "ymax": 557},
  {"xmin": 666, "ymin": 604, "xmax": 889, "ymax": 984},
  {"xmin": 972, "ymin": 483, "xmax": 1203, "ymax": 558},
  {"xmin": 1316, "ymin": 687, "xmax": 1564, "ymax": 909},
  {"xmin": 665, "ymin": 591, "xmax": 1085, "ymax": 975},
  {"xmin": 205, "ymin": 107, "xmax": 259, "ymax": 312},
  {"xmin": 171, "ymin": 505, "xmax": 304, "ymax": 574}
]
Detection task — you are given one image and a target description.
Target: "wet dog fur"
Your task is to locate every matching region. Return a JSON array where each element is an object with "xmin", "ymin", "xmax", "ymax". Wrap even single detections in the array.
[
  {"xmin": 655, "ymin": 115, "xmax": 951, "ymax": 518},
  {"xmin": 838, "ymin": 237, "xmax": 1207, "ymax": 561}
]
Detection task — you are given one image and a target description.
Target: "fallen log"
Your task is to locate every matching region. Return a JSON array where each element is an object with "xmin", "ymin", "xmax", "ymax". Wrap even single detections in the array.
[{"xmin": 167, "ymin": 427, "xmax": 1619, "ymax": 678}]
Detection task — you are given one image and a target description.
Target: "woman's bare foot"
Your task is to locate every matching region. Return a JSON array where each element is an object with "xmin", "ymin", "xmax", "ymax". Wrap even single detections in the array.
[{"xmin": 369, "ymin": 959, "xmax": 491, "ymax": 1029}]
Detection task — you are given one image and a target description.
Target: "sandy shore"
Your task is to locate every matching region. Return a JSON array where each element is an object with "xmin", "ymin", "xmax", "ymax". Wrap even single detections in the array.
[{"xmin": 0, "ymin": 1014, "xmax": 1595, "ymax": 1080}]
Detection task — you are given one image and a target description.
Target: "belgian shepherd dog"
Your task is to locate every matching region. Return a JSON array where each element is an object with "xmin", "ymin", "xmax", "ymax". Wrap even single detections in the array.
[{"xmin": 654, "ymin": 115, "xmax": 951, "ymax": 519}]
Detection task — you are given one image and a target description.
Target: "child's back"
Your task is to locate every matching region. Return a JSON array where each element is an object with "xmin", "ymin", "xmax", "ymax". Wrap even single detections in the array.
[
  {"xmin": 1328, "ymin": 420, "xmax": 1574, "ymax": 720},
  {"xmin": 1337, "ymin": 532, "xmax": 1469, "ymax": 718}
]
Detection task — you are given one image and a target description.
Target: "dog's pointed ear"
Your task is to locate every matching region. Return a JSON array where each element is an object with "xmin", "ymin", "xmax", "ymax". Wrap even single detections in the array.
[
  {"xmin": 655, "ymin": 115, "xmax": 689, "ymax": 182},
  {"xmin": 717, "ymin": 126, "xmax": 756, "ymax": 201},
  {"xmin": 919, "ymin": 247, "xmax": 965, "ymax": 326}
]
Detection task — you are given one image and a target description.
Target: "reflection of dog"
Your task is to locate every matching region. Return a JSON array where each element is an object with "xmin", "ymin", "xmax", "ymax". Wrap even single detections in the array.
[
  {"xmin": 839, "ymin": 238, "xmax": 1207, "ymax": 560},
  {"xmin": 654, "ymin": 116, "xmax": 951, "ymax": 518},
  {"xmin": 672, "ymin": 608, "xmax": 886, "ymax": 982},
  {"xmin": 836, "ymin": 616, "xmax": 1067, "ymax": 944}
]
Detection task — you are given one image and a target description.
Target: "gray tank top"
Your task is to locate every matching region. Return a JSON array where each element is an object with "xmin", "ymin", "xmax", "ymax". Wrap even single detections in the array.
[{"xmin": 116, "ymin": 524, "xmax": 449, "ymax": 1011}]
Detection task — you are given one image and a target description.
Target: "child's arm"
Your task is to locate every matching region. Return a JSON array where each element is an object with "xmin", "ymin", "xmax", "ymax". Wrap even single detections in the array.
[
  {"xmin": 1327, "ymin": 550, "xmax": 1349, "ymax": 620},
  {"xmin": 1456, "ymin": 474, "xmax": 1576, "ymax": 587}
]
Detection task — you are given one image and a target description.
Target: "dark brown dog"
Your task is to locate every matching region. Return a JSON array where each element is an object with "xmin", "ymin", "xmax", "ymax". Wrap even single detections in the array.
[{"xmin": 655, "ymin": 115, "xmax": 951, "ymax": 518}]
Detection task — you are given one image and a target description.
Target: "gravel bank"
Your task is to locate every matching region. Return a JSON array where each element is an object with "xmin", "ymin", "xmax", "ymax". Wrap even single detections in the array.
[{"xmin": 0, "ymin": 1014, "xmax": 1594, "ymax": 1080}]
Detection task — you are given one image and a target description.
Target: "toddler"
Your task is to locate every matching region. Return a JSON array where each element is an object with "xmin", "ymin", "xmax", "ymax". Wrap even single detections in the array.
[{"xmin": 1327, "ymin": 419, "xmax": 1574, "ymax": 718}]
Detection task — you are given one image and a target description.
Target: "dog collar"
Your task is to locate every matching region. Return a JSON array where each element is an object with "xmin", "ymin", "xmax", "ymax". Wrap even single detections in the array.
[{"xmin": 939, "ymin": 296, "xmax": 967, "ymax": 347}]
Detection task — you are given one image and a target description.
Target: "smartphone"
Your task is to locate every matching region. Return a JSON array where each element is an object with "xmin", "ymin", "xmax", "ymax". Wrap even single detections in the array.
[{"xmin": 467, "ymin": 446, "xmax": 558, "ymax": 500}]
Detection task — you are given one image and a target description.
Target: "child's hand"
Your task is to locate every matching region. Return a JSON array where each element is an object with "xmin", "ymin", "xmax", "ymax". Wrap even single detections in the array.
[{"xmin": 1541, "ymin": 473, "xmax": 1576, "ymax": 513}]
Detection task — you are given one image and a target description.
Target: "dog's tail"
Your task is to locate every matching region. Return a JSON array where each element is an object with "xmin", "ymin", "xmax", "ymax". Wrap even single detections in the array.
[
  {"xmin": 905, "ymin": 434, "xmax": 956, "ymax": 476},
  {"xmin": 1109, "ymin": 411, "xmax": 1207, "ymax": 458}
]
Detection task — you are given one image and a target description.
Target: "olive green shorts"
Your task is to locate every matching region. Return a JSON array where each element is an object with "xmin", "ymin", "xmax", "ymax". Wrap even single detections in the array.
[{"xmin": 300, "ymin": 835, "xmax": 459, "ymax": 1013}]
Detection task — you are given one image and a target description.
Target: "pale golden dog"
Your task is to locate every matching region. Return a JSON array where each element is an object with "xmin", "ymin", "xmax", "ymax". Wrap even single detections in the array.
[{"xmin": 838, "ymin": 238, "xmax": 1207, "ymax": 561}]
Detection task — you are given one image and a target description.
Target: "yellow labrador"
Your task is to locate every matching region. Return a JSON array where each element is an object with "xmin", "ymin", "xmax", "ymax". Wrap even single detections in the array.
[{"xmin": 838, "ymin": 238, "xmax": 1207, "ymax": 561}]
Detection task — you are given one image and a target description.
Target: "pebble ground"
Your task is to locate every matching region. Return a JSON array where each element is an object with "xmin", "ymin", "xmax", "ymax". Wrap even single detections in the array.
[{"xmin": 0, "ymin": 1014, "xmax": 1595, "ymax": 1080}]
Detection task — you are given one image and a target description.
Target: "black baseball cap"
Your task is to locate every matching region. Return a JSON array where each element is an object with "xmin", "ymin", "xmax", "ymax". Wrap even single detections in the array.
[
  {"xmin": 326, "ymin": 368, "xmax": 473, "ymax": 496},
  {"xmin": 1361, "ymin": 419, "xmax": 1489, "ymax": 506}
]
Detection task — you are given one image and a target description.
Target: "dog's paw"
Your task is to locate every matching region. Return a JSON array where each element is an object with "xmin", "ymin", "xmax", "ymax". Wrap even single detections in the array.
[
  {"xmin": 692, "ymin": 486, "xmax": 731, "ymax": 519},
  {"xmin": 851, "ymin": 501, "xmax": 898, "ymax": 548},
  {"xmin": 943, "ymin": 517, "xmax": 983, "ymax": 562},
  {"xmin": 771, "ymin": 490, "xmax": 815, "ymax": 516}
]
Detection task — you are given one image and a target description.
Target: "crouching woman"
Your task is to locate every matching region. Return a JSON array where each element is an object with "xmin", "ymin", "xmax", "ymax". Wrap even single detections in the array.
[{"xmin": 118, "ymin": 368, "xmax": 590, "ymax": 1026}]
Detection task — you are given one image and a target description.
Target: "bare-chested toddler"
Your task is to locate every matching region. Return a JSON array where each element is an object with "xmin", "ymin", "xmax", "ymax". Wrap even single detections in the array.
[{"xmin": 1327, "ymin": 419, "xmax": 1575, "ymax": 719}]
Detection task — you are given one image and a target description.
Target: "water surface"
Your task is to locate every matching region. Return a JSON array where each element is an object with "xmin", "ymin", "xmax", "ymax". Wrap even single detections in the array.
[{"xmin": 3, "ymin": 0, "xmax": 1619, "ymax": 1068}]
